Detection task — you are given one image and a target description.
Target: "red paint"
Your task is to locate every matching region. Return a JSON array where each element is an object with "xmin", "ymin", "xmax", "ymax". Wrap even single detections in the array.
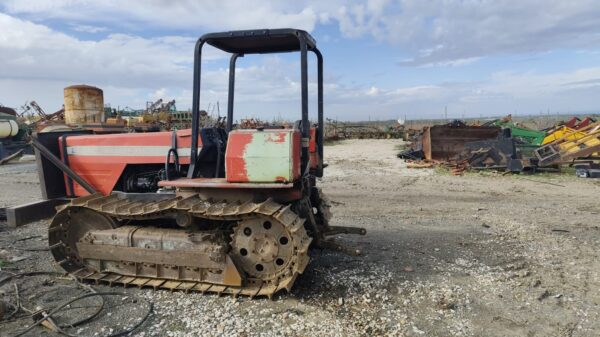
[
  {"xmin": 66, "ymin": 129, "xmax": 193, "ymax": 147},
  {"xmin": 291, "ymin": 131, "xmax": 301, "ymax": 178},
  {"xmin": 225, "ymin": 130, "xmax": 301, "ymax": 183},
  {"xmin": 308, "ymin": 128, "xmax": 319, "ymax": 169},
  {"xmin": 225, "ymin": 131, "xmax": 253, "ymax": 182},
  {"xmin": 70, "ymin": 162, "xmax": 127, "ymax": 196},
  {"xmin": 309, "ymin": 128, "xmax": 317, "ymax": 152},
  {"xmin": 60, "ymin": 130, "xmax": 200, "ymax": 196},
  {"xmin": 309, "ymin": 152, "xmax": 319, "ymax": 169},
  {"xmin": 576, "ymin": 117, "xmax": 595, "ymax": 129},
  {"xmin": 266, "ymin": 132, "xmax": 287, "ymax": 143},
  {"xmin": 564, "ymin": 117, "xmax": 578, "ymax": 128}
]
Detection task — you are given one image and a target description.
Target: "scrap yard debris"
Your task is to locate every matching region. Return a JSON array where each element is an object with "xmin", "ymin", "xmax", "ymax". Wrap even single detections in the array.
[
  {"xmin": 399, "ymin": 115, "xmax": 600, "ymax": 176},
  {"xmin": 325, "ymin": 118, "xmax": 406, "ymax": 140}
]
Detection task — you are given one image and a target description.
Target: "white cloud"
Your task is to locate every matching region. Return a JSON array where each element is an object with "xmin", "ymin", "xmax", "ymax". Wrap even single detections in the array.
[
  {"xmin": 329, "ymin": 0, "xmax": 600, "ymax": 66},
  {"xmin": 3, "ymin": 2, "xmax": 600, "ymax": 120},
  {"xmin": 71, "ymin": 24, "xmax": 108, "ymax": 33},
  {"xmin": 486, "ymin": 67, "xmax": 600, "ymax": 98},
  {"xmin": 366, "ymin": 86, "xmax": 380, "ymax": 96},
  {"xmin": 6, "ymin": 0, "xmax": 600, "ymax": 67},
  {"xmin": 151, "ymin": 88, "xmax": 168, "ymax": 101},
  {"xmin": 0, "ymin": 13, "xmax": 237, "ymax": 87},
  {"xmin": 403, "ymin": 57, "xmax": 480, "ymax": 68},
  {"xmin": 2, "ymin": 0, "xmax": 318, "ymax": 32},
  {"xmin": 0, "ymin": 13, "xmax": 321, "ymax": 118}
]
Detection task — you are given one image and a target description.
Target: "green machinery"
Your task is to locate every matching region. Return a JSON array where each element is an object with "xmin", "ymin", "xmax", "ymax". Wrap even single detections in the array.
[
  {"xmin": 486, "ymin": 120, "xmax": 547, "ymax": 157},
  {"xmin": 489, "ymin": 120, "xmax": 546, "ymax": 145}
]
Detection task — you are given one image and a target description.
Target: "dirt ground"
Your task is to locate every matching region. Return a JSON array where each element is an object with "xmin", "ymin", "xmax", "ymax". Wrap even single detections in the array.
[{"xmin": 1, "ymin": 139, "xmax": 599, "ymax": 337}]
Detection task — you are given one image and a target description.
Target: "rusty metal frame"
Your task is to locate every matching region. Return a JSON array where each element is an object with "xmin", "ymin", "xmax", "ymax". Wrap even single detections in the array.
[{"xmin": 188, "ymin": 29, "xmax": 324, "ymax": 178}]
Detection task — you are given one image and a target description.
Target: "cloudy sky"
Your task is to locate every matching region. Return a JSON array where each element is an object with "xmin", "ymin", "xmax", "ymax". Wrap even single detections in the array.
[{"xmin": 2, "ymin": 0, "xmax": 600, "ymax": 121}]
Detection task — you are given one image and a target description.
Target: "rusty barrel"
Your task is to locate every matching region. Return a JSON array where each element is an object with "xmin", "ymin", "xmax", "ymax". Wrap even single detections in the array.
[{"xmin": 64, "ymin": 85, "xmax": 104, "ymax": 124}]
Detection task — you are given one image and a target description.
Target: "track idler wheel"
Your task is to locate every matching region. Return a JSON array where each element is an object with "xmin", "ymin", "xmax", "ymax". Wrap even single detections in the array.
[{"xmin": 48, "ymin": 206, "xmax": 116, "ymax": 273}]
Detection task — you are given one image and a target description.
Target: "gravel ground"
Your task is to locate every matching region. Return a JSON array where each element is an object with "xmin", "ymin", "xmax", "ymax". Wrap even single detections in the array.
[{"xmin": 1, "ymin": 139, "xmax": 599, "ymax": 336}]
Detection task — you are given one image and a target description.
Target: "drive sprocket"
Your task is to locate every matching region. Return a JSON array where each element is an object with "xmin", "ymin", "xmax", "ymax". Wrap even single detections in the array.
[{"xmin": 230, "ymin": 215, "xmax": 306, "ymax": 285}]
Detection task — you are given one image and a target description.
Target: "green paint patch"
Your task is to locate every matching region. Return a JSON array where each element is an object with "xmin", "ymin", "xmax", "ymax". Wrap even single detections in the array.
[{"xmin": 244, "ymin": 131, "xmax": 294, "ymax": 182}]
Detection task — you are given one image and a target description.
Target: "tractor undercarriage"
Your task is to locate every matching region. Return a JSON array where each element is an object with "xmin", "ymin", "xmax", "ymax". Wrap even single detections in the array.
[
  {"xmin": 48, "ymin": 190, "xmax": 356, "ymax": 298},
  {"xmin": 50, "ymin": 193, "xmax": 310, "ymax": 298}
]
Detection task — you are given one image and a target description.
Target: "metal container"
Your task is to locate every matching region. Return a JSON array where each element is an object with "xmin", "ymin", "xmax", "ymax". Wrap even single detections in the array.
[
  {"xmin": 422, "ymin": 124, "xmax": 501, "ymax": 160},
  {"xmin": 64, "ymin": 85, "xmax": 104, "ymax": 124},
  {"xmin": 0, "ymin": 119, "xmax": 19, "ymax": 138}
]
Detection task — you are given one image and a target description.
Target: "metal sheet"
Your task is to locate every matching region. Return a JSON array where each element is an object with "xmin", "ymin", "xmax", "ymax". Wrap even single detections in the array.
[
  {"xmin": 422, "ymin": 125, "xmax": 501, "ymax": 161},
  {"xmin": 225, "ymin": 129, "xmax": 301, "ymax": 183},
  {"xmin": 6, "ymin": 198, "xmax": 69, "ymax": 227}
]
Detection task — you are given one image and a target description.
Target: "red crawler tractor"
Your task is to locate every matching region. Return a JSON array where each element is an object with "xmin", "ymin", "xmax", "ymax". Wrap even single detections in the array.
[{"xmin": 33, "ymin": 29, "xmax": 365, "ymax": 298}]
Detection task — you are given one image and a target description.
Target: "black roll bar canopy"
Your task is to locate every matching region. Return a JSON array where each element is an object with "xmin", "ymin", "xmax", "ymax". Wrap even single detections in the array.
[{"xmin": 188, "ymin": 29, "xmax": 324, "ymax": 178}]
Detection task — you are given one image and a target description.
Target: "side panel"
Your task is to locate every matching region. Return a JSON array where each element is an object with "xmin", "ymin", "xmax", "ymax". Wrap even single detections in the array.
[
  {"xmin": 225, "ymin": 130, "xmax": 301, "ymax": 183},
  {"xmin": 61, "ymin": 130, "xmax": 201, "ymax": 196}
]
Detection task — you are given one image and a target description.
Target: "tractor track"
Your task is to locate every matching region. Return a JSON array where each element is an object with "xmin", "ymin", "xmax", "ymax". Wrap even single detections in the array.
[{"xmin": 49, "ymin": 193, "xmax": 312, "ymax": 299}]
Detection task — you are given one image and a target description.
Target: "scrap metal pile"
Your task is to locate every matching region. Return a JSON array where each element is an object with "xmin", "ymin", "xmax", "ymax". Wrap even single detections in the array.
[
  {"xmin": 325, "ymin": 118, "xmax": 405, "ymax": 140},
  {"xmin": 0, "ymin": 106, "xmax": 32, "ymax": 164},
  {"xmin": 399, "ymin": 115, "xmax": 600, "ymax": 176}
]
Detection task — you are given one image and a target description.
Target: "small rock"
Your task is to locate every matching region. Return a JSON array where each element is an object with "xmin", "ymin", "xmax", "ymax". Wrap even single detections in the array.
[{"xmin": 538, "ymin": 290, "xmax": 550, "ymax": 301}]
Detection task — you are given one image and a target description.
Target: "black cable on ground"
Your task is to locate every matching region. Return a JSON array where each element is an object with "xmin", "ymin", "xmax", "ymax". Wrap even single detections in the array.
[
  {"xmin": 55, "ymin": 284, "xmax": 106, "ymax": 329},
  {"xmin": 1, "ymin": 272, "xmax": 105, "ymax": 329},
  {"xmin": 11, "ymin": 292, "xmax": 153, "ymax": 337}
]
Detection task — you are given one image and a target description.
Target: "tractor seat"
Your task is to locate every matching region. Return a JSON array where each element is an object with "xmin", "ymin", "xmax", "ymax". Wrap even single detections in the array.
[{"xmin": 194, "ymin": 127, "xmax": 227, "ymax": 178}]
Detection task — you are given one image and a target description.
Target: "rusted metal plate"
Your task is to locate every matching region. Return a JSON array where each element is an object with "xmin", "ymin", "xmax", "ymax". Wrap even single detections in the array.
[
  {"xmin": 86, "ymin": 272, "xmax": 109, "ymax": 282},
  {"xmin": 146, "ymin": 279, "xmax": 165, "ymax": 289},
  {"xmin": 64, "ymin": 85, "xmax": 104, "ymax": 124},
  {"xmin": 422, "ymin": 124, "xmax": 501, "ymax": 160},
  {"xmin": 162, "ymin": 281, "xmax": 183, "ymax": 290},
  {"xmin": 192, "ymin": 283, "xmax": 213, "ymax": 293},
  {"xmin": 176, "ymin": 282, "xmax": 197, "ymax": 292},
  {"xmin": 76, "ymin": 243, "xmax": 227, "ymax": 270},
  {"xmin": 6, "ymin": 198, "xmax": 69, "ymax": 228},
  {"xmin": 101, "ymin": 273, "xmax": 123, "ymax": 284},
  {"xmin": 131, "ymin": 277, "xmax": 151, "ymax": 287},
  {"xmin": 225, "ymin": 129, "xmax": 301, "ymax": 183},
  {"xmin": 117, "ymin": 276, "xmax": 137, "ymax": 286}
]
